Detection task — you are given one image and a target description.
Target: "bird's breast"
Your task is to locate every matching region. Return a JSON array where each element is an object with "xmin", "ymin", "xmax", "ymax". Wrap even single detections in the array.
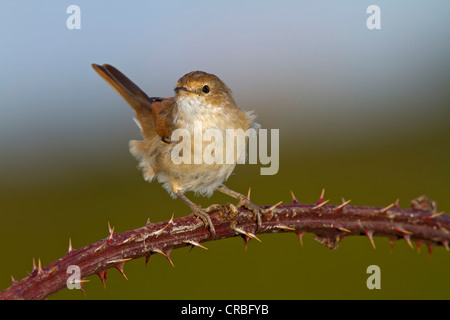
[{"xmin": 174, "ymin": 96, "xmax": 236, "ymax": 131}]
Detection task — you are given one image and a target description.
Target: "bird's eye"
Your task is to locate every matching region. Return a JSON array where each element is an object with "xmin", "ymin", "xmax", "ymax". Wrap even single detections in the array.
[{"xmin": 202, "ymin": 85, "xmax": 210, "ymax": 94}]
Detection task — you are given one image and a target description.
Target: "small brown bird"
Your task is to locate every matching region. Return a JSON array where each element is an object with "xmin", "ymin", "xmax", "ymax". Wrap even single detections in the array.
[{"xmin": 92, "ymin": 64, "xmax": 262, "ymax": 238}]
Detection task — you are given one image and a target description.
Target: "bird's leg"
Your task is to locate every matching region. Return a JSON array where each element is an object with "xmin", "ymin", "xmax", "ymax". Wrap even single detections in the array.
[
  {"xmin": 175, "ymin": 192, "xmax": 216, "ymax": 239},
  {"xmin": 217, "ymin": 185, "xmax": 262, "ymax": 230}
]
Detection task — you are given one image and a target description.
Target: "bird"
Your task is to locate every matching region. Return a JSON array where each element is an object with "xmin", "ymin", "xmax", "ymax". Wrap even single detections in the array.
[{"xmin": 92, "ymin": 64, "xmax": 262, "ymax": 239}]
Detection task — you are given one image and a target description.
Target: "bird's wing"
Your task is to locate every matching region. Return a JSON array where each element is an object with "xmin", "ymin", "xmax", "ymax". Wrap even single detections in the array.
[
  {"xmin": 149, "ymin": 97, "xmax": 175, "ymax": 141},
  {"xmin": 92, "ymin": 63, "xmax": 174, "ymax": 140}
]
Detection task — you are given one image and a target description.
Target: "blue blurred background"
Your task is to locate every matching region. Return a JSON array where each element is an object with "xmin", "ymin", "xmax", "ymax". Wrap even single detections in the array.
[{"xmin": 1, "ymin": 1, "xmax": 449, "ymax": 299}]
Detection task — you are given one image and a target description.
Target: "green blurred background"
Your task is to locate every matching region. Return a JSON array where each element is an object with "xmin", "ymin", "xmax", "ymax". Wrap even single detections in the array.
[{"xmin": 1, "ymin": 1, "xmax": 449, "ymax": 299}]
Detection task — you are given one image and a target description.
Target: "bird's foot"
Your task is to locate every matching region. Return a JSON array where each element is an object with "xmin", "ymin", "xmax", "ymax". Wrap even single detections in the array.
[
  {"xmin": 237, "ymin": 196, "xmax": 263, "ymax": 231},
  {"xmin": 191, "ymin": 204, "xmax": 218, "ymax": 240}
]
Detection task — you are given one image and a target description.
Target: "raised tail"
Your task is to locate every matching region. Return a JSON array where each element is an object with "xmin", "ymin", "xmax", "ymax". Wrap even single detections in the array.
[{"xmin": 92, "ymin": 63, "xmax": 155, "ymax": 138}]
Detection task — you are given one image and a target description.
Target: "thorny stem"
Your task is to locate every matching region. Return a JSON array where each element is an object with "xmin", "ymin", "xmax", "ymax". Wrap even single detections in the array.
[{"xmin": 0, "ymin": 195, "xmax": 449, "ymax": 300}]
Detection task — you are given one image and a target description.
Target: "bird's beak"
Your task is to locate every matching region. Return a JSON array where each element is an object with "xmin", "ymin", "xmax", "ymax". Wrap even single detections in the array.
[{"xmin": 174, "ymin": 86, "xmax": 189, "ymax": 93}]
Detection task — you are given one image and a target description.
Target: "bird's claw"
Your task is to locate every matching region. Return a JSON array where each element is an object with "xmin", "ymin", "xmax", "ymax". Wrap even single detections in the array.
[
  {"xmin": 191, "ymin": 205, "xmax": 216, "ymax": 240},
  {"xmin": 237, "ymin": 197, "xmax": 263, "ymax": 231}
]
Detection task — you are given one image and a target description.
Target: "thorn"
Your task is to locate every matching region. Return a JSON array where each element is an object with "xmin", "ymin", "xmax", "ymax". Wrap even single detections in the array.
[
  {"xmin": 378, "ymin": 203, "xmax": 394, "ymax": 214},
  {"xmin": 290, "ymin": 190, "xmax": 300, "ymax": 204},
  {"xmin": 316, "ymin": 188, "xmax": 325, "ymax": 205},
  {"xmin": 68, "ymin": 238, "xmax": 73, "ymax": 254},
  {"xmin": 390, "ymin": 238, "xmax": 396, "ymax": 253},
  {"xmin": 393, "ymin": 199, "xmax": 400, "ymax": 208},
  {"xmin": 114, "ymin": 263, "xmax": 129, "ymax": 280},
  {"xmin": 97, "ymin": 270, "xmax": 108, "ymax": 288},
  {"xmin": 247, "ymin": 187, "xmax": 251, "ymax": 200},
  {"xmin": 266, "ymin": 201, "xmax": 283, "ymax": 212},
  {"xmin": 107, "ymin": 222, "xmax": 115, "ymax": 242},
  {"xmin": 11, "ymin": 275, "xmax": 16, "ymax": 284},
  {"xmin": 403, "ymin": 234, "xmax": 414, "ymax": 249},
  {"xmin": 332, "ymin": 225, "xmax": 351, "ymax": 233},
  {"xmin": 416, "ymin": 240, "xmax": 422, "ymax": 254},
  {"xmin": 79, "ymin": 281, "xmax": 87, "ymax": 298},
  {"xmin": 153, "ymin": 249, "xmax": 175, "ymax": 267},
  {"xmin": 32, "ymin": 258, "xmax": 37, "ymax": 272},
  {"xmin": 295, "ymin": 231, "xmax": 304, "ymax": 247},
  {"xmin": 76, "ymin": 279, "xmax": 91, "ymax": 284},
  {"xmin": 427, "ymin": 243, "xmax": 435, "ymax": 259},
  {"xmin": 442, "ymin": 240, "xmax": 449, "ymax": 251},
  {"xmin": 154, "ymin": 213, "xmax": 174, "ymax": 237},
  {"xmin": 108, "ymin": 229, "xmax": 115, "ymax": 241},
  {"xmin": 394, "ymin": 227, "xmax": 413, "ymax": 235},
  {"xmin": 312, "ymin": 199, "xmax": 330, "ymax": 210},
  {"xmin": 364, "ymin": 230, "xmax": 376, "ymax": 249},
  {"xmin": 334, "ymin": 199, "xmax": 351, "ymax": 212},
  {"xmin": 93, "ymin": 240, "xmax": 108, "ymax": 253},
  {"xmin": 145, "ymin": 254, "xmax": 152, "ymax": 266},
  {"xmin": 242, "ymin": 235, "xmax": 250, "ymax": 251},
  {"xmin": 426, "ymin": 211, "xmax": 445, "ymax": 220},
  {"xmin": 73, "ymin": 278, "xmax": 90, "ymax": 296},
  {"xmin": 107, "ymin": 258, "xmax": 132, "ymax": 264},
  {"xmin": 184, "ymin": 240, "xmax": 208, "ymax": 251},
  {"xmin": 108, "ymin": 258, "xmax": 132, "ymax": 277},
  {"xmin": 247, "ymin": 231, "xmax": 262, "ymax": 242},
  {"xmin": 275, "ymin": 225, "xmax": 296, "ymax": 231},
  {"xmin": 232, "ymin": 222, "xmax": 262, "ymax": 242},
  {"xmin": 119, "ymin": 234, "xmax": 137, "ymax": 246},
  {"xmin": 37, "ymin": 258, "xmax": 43, "ymax": 276},
  {"xmin": 146, "ymin": 218, "xmax": 151, "ymax": 226},
  {"xmin": 46, "ymin": 266, "xmax": 58, "ymax": 278}
]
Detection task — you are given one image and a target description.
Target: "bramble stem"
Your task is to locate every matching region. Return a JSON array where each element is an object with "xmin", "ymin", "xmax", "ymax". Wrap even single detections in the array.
[{"xmin": 1, "ymin": 197, "xmax": 449, "ymax": 300}]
